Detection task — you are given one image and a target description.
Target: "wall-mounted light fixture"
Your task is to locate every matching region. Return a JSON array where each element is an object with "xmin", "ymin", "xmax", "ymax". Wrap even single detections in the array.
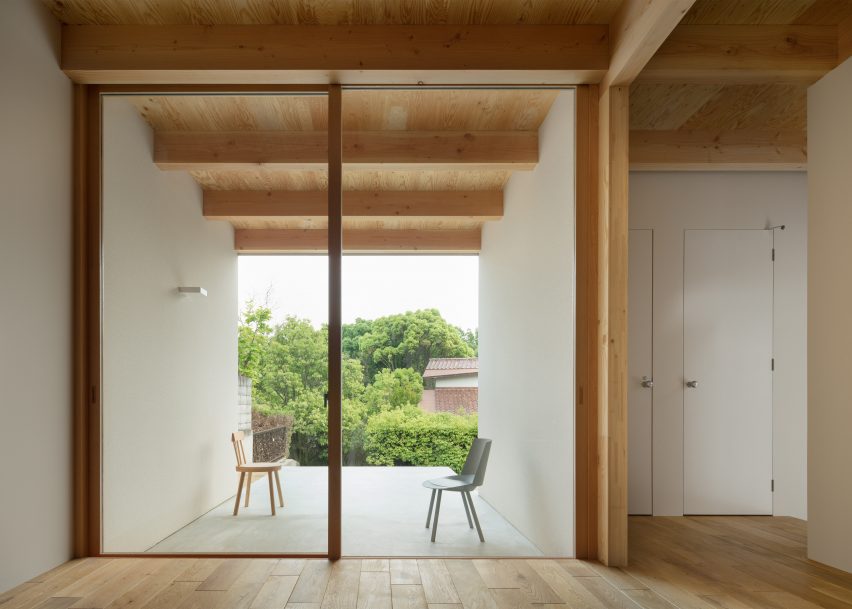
[{"xmin": 178, "ymin": 286, "xmax": 208, "ymax": 297}]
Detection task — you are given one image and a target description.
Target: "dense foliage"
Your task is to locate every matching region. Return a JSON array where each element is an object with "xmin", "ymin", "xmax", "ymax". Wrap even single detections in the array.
[
  {"xmin": 239, "ymin": 303, "xmax": 478, "ymax": 467},
  {"xmin": 364, "ymin": 407, "xmax": 478, "ymax": 473}
]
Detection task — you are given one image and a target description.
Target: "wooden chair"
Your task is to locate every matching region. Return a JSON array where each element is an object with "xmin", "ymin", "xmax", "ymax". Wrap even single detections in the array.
[{"xmin": 231, "ymin": 431, "xmax": 284, "ymax": 516}]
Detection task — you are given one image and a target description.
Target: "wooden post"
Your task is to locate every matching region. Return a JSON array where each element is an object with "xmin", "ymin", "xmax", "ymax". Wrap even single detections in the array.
[
  {"xmin": 597, "ymin": 85, "xmax": 630, "ymax": 567},
  {"xmin": 327, "ymin": 84, "xmax": 343, "ymax": 561},
  {"xmin": 575, "ymin": 84, "xmax": 600, "ymax": 560}
]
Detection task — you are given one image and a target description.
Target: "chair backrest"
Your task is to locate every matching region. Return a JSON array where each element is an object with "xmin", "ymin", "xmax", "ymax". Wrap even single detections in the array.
[
  {"xmin": 460, "ymin": 438, "xmax": 492, "ymax": 487},
  {"xmin": 231, "ymin": 431, "xmax": 247, "ymax": 466}
]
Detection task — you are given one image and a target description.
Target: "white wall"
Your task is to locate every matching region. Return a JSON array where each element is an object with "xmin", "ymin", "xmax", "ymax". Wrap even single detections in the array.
[
  {"xmin": 103, "ymin": 99, "xmax": 238, "ymax": 551},
  {"xmin": 807, "ymin": 57, "xmax": 852, "ymax": 573},
  {"xmin": 0, "ymin": 0, "xmax": 72, "ymax": 591},
  {"xmin": 629, "ymin": 172, "xmax": 807, "ymax": 519},
  {"xmin": 478, "ymin": 91, "xmax": 575, "ymax": 556},
  {"xmin": 434, "ymin": 374, "xmax": 478, "ymax": 388}
]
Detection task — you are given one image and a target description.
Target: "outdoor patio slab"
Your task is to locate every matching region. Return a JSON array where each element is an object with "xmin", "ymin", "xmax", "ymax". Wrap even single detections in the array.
[{"xmin": 148, "ymin": 466, "xmax": 543, "ymax": 556}]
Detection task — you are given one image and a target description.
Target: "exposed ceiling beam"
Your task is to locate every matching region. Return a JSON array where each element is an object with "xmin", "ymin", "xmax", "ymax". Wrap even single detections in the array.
[
  {"xmin": 630, "ymin": 129, "xmax": 806, "ymax": 171},
  {"xmin": 840, "ymin": 16, "xmax": 852, "ymax": 65},
  {"xmin": 234, "ymin": 228, "xmax": 481, "ymax": 253},
  {"xmin": 155, "ymin": 131, "xmax": 538, "ymax": 171},
  {"xmin": 204, "ymin": 190, "xmax": 503, "ymax": 221},
  {"xmin": 60, "ymin": 24, "xmax": 609, "ymax": 85},
  {"xmin": 601, "ymin": 0, "xmax": 697, "ymax": 90},
  {"xmin": 639, "ymin": 25, "xmax": 838, "ymax": 84}
]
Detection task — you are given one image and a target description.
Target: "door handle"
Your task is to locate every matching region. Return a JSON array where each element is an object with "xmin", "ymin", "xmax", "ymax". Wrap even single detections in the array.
[
  {"xmin": 685, "ymin": 380, "xmax": 698, "ymax": 388},
  {"xmin": 641, "ymin": 376, "xmax": 654, "ymax": 389}
]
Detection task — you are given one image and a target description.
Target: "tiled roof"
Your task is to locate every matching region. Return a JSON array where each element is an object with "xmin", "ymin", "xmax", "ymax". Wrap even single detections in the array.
[{"xmin": 425, "ymin": 358, "xmax": 479, "ymax": 371}]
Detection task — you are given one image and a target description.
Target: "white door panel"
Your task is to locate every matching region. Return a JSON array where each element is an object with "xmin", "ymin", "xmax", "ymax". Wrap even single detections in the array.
[
  {"xmin": 684, "ymin": 229, "xmax": 773, "ymax": 515},
  {"xmin": 628, "ymin": 229, "xmax": 654, "ymax": 515}
]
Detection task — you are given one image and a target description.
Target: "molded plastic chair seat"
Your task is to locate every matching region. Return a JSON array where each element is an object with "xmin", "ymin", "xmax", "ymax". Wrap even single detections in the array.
[{"xmin": 423, "ymin": 438, "xmax": 491, "ymax": 543}]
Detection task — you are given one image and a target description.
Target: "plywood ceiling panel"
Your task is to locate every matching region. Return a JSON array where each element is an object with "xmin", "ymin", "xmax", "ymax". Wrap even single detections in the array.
[
  {"xmin": 45, "ymin": 0, "xmax": 621, "ymax": 25},
  {"xmin": 630, "ymin": 83, "xmax": 807, "ymax": 133},
  {"xmin": 191, "ymin": 169, "xmax": 510, "ymax": 191},
  {"xmin": 129, "ymin": 91, "xmax": 557, "ymax": 133}
]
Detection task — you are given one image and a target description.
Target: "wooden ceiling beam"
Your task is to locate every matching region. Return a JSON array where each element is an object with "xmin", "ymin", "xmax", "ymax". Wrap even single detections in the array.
[
  {"xmin": 630, "ymin": 129, "xmax": 807, "ymax": 171},
  {"xmin": 60, "ymin": 24, "xmax": 609, "ymax": 85},
  {"xmin": 204, "ymin": 190, "xmax": 503, "ymax": 221},
  {"xmin": 840, "ymin": 17, "xmax": 852, "ymax": 65},
  {"xmin": 640, "ymin": 25, "xmax": 839, "ymax": 84},
  {"xmin": 234, "ymin": 228, "xmax": 481, "ymax": 253},
  {"xmin": 155, "ymin": 130, "xmax": 538, "ymax": 170},
  {"xmin": 601, "ymin": 0, "xmax": 697, "ymax": 90}
]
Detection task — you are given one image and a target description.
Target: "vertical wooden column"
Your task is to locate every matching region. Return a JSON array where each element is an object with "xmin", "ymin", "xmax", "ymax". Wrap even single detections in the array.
[
  {"xmin": 597, "ymin": 85, "xmax": 630, "ymax": 567},
  {"xmin": 327, "ymin": 85, "xmax": 343, "ymax": 561},
  {"xmin": 575, "ymin": 85, "xmax": 600, "ymax": 560},
  {"xmin": 72, "ymin": 84, "xmax": 89, "ymax": 558}
]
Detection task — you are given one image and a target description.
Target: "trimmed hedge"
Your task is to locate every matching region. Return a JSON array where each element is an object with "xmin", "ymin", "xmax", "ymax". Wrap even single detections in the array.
[{"xmin": 364, "ymin": 407, "xmax": 478, "ymax": 473}]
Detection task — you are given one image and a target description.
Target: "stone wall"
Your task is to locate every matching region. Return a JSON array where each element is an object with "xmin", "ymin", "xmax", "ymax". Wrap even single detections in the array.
[{"xmin": 253, "ymin": 426, "xmax": 291, "ymax": 463}]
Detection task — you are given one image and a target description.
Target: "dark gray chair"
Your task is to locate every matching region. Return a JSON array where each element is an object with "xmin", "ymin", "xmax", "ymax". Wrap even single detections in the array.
[{"xmin": 423, "ymin": 437, "xmax": 491, "ymax": 542}]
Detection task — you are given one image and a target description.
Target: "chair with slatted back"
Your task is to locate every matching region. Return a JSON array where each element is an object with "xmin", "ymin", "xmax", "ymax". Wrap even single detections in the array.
[{"xmin": 231, "ymin": 431, "xmax": 284, "ymax": 516}]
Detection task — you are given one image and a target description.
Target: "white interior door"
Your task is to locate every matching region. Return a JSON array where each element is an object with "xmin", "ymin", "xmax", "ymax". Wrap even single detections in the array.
[
  {"xmin": 684, "ymin": 229, "xmax": 773, "ymax": 515},
  {"xmin": 628, "ymin": 229, "xmax": 654, "ymax": 515}
]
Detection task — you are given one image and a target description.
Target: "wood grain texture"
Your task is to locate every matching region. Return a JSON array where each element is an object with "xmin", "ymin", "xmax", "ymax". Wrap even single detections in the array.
[
  {"xmin": 602, "ymin": 0, "xmax": 696, "ymax": 89},
  {"xmin": 574, "ymin": 84, "xmax": 599, "ymax": 562},
  {"xmin": 59, "ymin": 24, "xmax": 609, "ymax": 75},
  {"xmin": 130, "ymin": 91, "xmax": 557, "ymax": 133},
  {"xmin": 46, "ymin": 0, "xmax": 622, "ymax": 25},
  {"xmin": 6, "ymin": 519, "xmax": 852, "ymax": 609},
  {"xmin": 234, "ymin": 229, "xmax": 482, "ymax": 253},
  {"xmin": 202, "ymin": 190, "xmax": 503, "ymax": 224},
  {"xmin": 681, "ymin": 0, "xmax": 852, "ymax": 25},
  {"xmin": 840, "ymin": 15, "xmax": 852, "ymax": 63},
  {"xmin": 596, "ymin": 85, "xmax": 629, "ymax": 568},
  {"xmin": 153, "ymin": 130, "xmax": 539, "ymax": 170},
  {"xmin": 641, "ymin": 24, "xmax": 837, "ymax": 84},
  {"xmin": 629, "ymin": 129, "xmax": 807, "ymax": 170}
]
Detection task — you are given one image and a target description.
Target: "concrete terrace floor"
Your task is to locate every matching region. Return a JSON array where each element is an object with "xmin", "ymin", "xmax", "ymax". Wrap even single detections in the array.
[{"xmin": 148, "ymin": 466, "xmax": 543, "ymax": 556}]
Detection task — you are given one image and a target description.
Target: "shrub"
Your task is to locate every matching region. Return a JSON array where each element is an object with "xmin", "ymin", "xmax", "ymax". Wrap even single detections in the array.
[{"xmin": 364, "ymin": 407, "xmax": 478, "ymax": 472}]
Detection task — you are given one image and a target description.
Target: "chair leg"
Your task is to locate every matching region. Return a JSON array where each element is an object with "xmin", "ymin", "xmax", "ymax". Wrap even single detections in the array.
[
  {"xmin": 425, "ymin": 489, "xmax": 436, "ymax": 528},
  {"xmin": 461, "ymin": 492, "xmax": 474, "ymax": 529},
  {"xmin": 268, "ymin": 472, "xmax": 276, "ymax": 516},
  {"xmin": 274, "ymin": 470, "xmax": 284, "ymax": 507},
  {"xmin": 466, "ymin": 492, "xmax": 484, "ymax": 542},
  {"xmin": 245, "ymin": 472, "xmax": 252, "ymax": 507},
  {"xmin": 233, "ymin": 472, "xmax": 246, "ymax": 516},
  {"xmin": 431, "ymin": 490, "xmax": 442, "ymax": 543}
]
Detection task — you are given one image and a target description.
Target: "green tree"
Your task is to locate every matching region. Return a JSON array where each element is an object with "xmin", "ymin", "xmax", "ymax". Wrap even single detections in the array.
[
  {"xmin": 363, "ymin": 368, "xmax": 423, "ymax": 413},
  {"xmin": 356, "ymin": 309, "xmax": 474, "ymax": 381},
  {"xmin": 238, "ymin": 301, "xmax": 272, "ymax": 379},
  {"xmin": 460, "ymin": 328, "xmax": 479, "ymax": 355}
]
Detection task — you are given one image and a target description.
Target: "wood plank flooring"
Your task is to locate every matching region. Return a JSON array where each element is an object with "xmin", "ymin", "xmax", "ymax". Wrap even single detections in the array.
[{"xmin": 4, "ymin": 517, "xmax": 852, "ymax": 609}]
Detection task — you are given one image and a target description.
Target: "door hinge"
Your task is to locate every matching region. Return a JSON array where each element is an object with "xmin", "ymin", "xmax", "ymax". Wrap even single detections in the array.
[
  {"xmin": 771, "ymin": 358, "xmax": 775, "ymax": 371},
  {"xmin": 771, "ymin": 479, "xmax": 775, "ymax": 492},
  {"xmin": 771, "ymin": 248, "xmax": 775, "ymax": 261}
]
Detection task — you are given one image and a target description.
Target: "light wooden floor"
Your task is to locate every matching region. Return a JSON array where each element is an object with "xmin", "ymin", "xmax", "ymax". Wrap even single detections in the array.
[{"xmin": 3, "ymin": 517, "xmax": 852, "ymax": 609}]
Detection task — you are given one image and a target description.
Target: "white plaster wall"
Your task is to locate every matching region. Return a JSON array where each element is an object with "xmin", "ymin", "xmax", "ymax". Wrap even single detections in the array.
[
  {"xmin": 0, "ymin": 0, "xmax": 72, "ymax": 591},
  {"xmin": 102, "ymin": 99, "xmax": 238, "ymax": 551},
  {"xmin": 629, "ymin": 171, "xmax": 807, "ymax": 519},
  {"xmin": 807, "ymin": 57, "xmax": 852, "ymax": 573},
  {"xmin": 478, "ymin": 91, "xmax": 575, "ymax": 556},
  {"xmin": 434, "ymin": 374, "xmax": 478, "ymax": 388}
]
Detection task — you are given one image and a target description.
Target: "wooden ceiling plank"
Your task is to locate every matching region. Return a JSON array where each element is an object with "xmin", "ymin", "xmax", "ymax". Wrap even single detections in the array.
[
  {"xmin": 601, "ymin": 0, "xmax": 697, "ymax": 89},
  {"xmin": 640, "ymin": 24, "xmax": 838, "ymax": 83},
  {"xmin": 60, "ymin": 23, "xmax": 609, "ymax": 84},
  {"xmin": 203, "ymin": 190, "xmax": 503, "ymax": 220},
  {"xmin": 154, "ymin": 130, "xmax": 538, "ymax": 170},
  {"xmin": 630, "ymin": 129, "xmax": 807, "ymax": 170},
  {"xmin": 234, "ymin": 228, "xmax": 482, "ymax": 253}
]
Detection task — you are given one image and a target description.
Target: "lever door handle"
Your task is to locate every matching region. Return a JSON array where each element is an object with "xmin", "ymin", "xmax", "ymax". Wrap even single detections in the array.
[
  {"xmin": 641, "ymin": 376, "xmax": 654, "ymax": 389},
  {"xmin": 686, "ymin": 380, "xmax": 698, "ymax": 388}
]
